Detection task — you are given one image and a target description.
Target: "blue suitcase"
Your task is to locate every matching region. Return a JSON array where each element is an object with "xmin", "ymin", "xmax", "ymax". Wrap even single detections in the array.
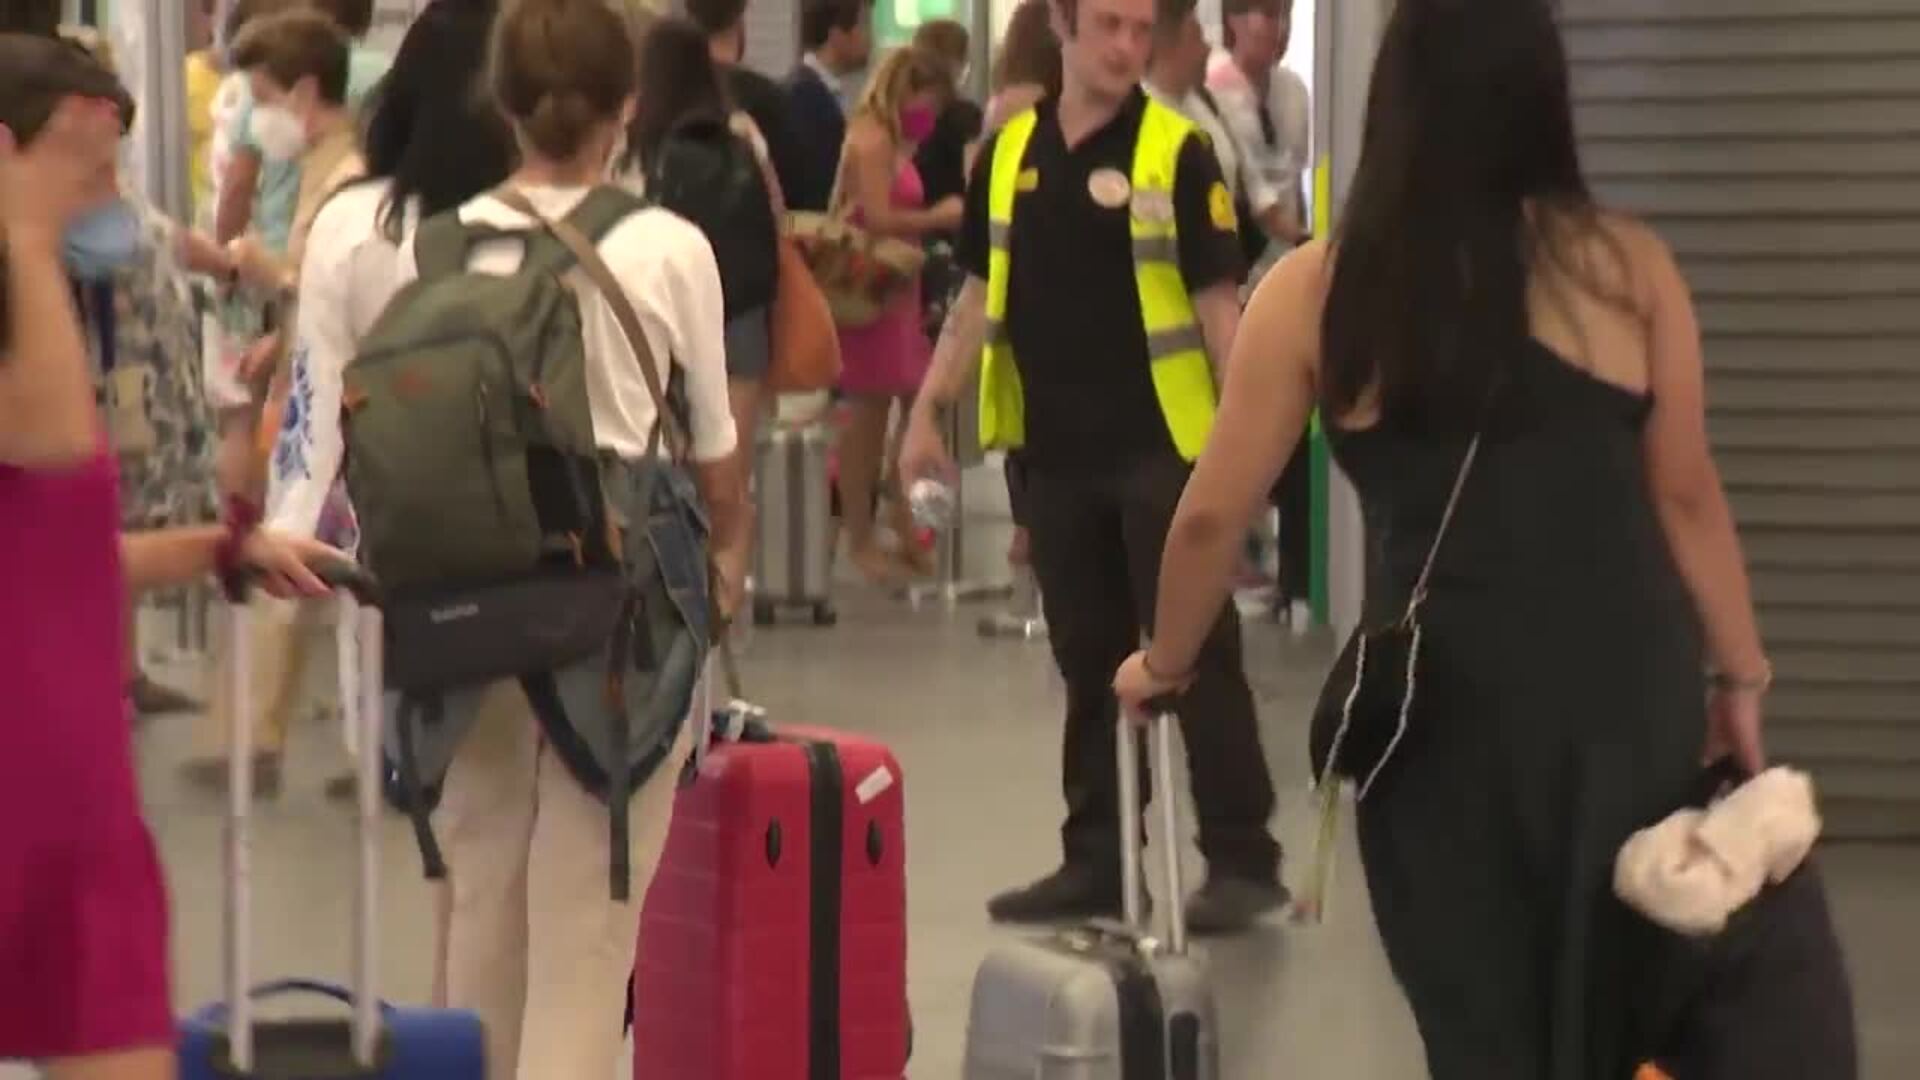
[
  {"xmin": 180, "ymin": 572, "xmax": 484, "ymax": 1078},
  {"xmin": 179, "ymin": 979, "xmax": 485, "ymax": 1078}
]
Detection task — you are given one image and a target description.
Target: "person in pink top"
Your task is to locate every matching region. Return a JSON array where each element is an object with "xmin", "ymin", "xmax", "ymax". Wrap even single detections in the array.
[
  {"xmin": 0, "ymin": 34, "xmax": 346, "ymax": 1080},
  {"xmin": 833, "ymin": 45, "xmax": 963, "ymax": 586}
]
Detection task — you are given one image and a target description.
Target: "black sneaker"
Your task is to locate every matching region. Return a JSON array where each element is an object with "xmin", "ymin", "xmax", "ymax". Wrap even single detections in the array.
[
  {"xmin": 1185, "ymin": 876, "xmax": 1291, "ymax": 935},
  {"xmin": 987, "ymin": 863, "xmax": 1140, "ymax": 925}
]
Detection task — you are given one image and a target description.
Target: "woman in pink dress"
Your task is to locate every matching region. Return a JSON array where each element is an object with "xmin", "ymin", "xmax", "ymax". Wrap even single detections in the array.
[
  {"xmin": 834, "ymin": 46, "xmax": 964, "ymax": 585},
  {"xmin": 0, "ymin": 36, "xmax": 344, "ymax": 1080}
]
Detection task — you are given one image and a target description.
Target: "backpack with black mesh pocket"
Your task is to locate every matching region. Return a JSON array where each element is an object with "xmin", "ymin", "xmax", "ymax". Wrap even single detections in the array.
[
  {"xmin": 347, "ymin": 186, "xmax": 716, "ymax": 900},
  {"xmin": 645, "ymin": 114, "xmax": 779, "ymax": 320}
]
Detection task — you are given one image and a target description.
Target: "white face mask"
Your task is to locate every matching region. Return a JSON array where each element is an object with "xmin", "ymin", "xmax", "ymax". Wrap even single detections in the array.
[{"xmin": 249, "ymin": 103, "xmax": 307, "ymax": 162}]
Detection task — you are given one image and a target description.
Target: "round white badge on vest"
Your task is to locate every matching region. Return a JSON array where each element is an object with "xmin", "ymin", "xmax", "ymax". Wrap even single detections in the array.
[{"xmin": 1088, "ymin": 168, "xmax": 1132, "ymax": 209}]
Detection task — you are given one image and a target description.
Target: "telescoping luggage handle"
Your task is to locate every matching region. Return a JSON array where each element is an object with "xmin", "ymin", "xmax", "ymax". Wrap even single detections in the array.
[
  {"xmin": 223, "ymin": 563, "xmax": 384, "ymax": 1073},
  {"xmin": 1117, "ymin": 708, "xmax": 1191, "ymax": 957}
]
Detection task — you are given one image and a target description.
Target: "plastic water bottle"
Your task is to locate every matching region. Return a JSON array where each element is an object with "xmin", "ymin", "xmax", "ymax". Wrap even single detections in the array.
[{"xmin": 907, "ymin": 477, "xmax": 957, "ymax": 531}]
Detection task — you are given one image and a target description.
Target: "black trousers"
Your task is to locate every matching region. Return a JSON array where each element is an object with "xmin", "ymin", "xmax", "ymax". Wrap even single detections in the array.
[
  {"xmin": 1024, "ymin": 453, "xmax": 1281, "ymax": 882},
  {"xmin": 1272, "ymin": 430, "xmax": 1312, "ymax": 605},
  {"xmin": 1003, "ymin": 450, "xmax": 1030, "ymax": 528}
]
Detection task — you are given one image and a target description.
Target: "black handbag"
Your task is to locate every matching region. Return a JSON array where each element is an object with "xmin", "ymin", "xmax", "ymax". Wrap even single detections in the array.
[{"xmin": 1308, "ymin": 430, "xmax": 1484, "ymax": 797}]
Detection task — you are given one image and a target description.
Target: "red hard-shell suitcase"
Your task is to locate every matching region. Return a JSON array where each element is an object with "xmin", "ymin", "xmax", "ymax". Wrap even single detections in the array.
[{"xmin": 632, "ymin": 723, "xmax": 909, "ymax": 1079}]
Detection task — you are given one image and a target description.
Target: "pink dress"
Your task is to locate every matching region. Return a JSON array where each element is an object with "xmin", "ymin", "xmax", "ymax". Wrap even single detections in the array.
[
  {"xmin": 0, "ymin": 450, "xmax": 173, "ymax": 1058},
  {"xmin": 837, "ymin": 161, "xmax": 933, "ymax": 398}
]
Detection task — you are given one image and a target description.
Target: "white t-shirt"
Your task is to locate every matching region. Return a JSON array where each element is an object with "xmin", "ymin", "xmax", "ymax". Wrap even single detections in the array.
[
  {"xmin": 1205, "ymin": 52, "xmax": 1312, "ymax": 220},
  {"xmin": 268, "ymin": 179, "xmax": 414, "ymax": 538},
  {"xmin": 268, "ymin": 181, "xmax": 737, "ymax": 540}
]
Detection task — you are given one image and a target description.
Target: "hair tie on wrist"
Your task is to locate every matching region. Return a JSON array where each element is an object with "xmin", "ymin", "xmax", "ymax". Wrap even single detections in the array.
[
  {"xmin": 215, "ymin": 494, "xmax": 262, "ymax": 599},
  {"xmin": 1708, "ymin": 661, "xmax": 1773, "ymax": 695},
  {"xmin": 1142, "ymin": 651, "xmax": 1191, "ymax": 686}
]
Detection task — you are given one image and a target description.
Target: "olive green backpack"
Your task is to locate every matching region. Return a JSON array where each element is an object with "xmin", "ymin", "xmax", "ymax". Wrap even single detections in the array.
[
  {"xmin": 342, "ymin": 187, "xmax": 715, "ymax": 900},
  {"xmin": 341, "ymin": 187, "xmax": 646, "ymax": 588}
]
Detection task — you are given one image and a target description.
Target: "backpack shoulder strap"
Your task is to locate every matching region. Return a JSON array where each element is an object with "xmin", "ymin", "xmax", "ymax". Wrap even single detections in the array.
[
  {"xmin": 509, "ymin": 186, "xmax": 650, "ymax": 279},
  {"xmin": 1194, "ymin": 84, "xmax": 1222, "ymax": 119},
  {"xmin": 493, "ymin": 186, "xmax": 691, "ymax": 463},
  {"xmin": 568, "ymin": 186, "xmax": 651, "ymax": 246},
  {"xmin": 413, "ymin": 209, "xmax": 478, "ymax": 281}
]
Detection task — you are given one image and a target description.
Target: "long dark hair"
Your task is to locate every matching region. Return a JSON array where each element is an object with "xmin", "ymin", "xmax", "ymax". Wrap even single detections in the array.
[
  {"xmin": 362, "ymin": 0, "xmax": 513, "ymax": 240},
  {"xmin": 625, "ymin": 15, "xmax": 732, "ymax": 168},
  {"xmin": 1321, "ymin": 0, "xmax": 1594, "ymax": 433}
]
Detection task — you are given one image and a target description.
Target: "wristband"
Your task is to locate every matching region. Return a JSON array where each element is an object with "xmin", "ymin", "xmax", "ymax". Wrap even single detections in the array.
[
  {"xmin": 214, "ymin": 494, "xmax": 262, "ymax": 598},
  {"xmin": 1708, "ymin": 660, "xmax": 1773, "ymax": 695}
]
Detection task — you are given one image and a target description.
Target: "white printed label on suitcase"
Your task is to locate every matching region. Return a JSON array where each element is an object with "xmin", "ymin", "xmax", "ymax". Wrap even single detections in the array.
[{"xmin": 855, "ymin": 765, "xmax": 895, "ymax": 804}]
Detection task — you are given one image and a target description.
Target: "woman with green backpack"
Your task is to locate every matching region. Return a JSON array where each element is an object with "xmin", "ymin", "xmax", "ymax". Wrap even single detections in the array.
[{"xmin": 269, "ymin": 0, "xmax": 748, "ymax": 1075}]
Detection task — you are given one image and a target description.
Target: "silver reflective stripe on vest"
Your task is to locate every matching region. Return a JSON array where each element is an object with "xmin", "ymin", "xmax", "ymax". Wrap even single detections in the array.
[
  {"xmin": 989, "ymin": 221, "xmax": 1011, "ymax": 248},
  {"xmin": 985, "ymin": 317, "xmax": 1010, "ymax": 344},
  {"xmin": 1133, "ymin": 234, "xmax": 1179, "ymax": 264},
  {"xmin": 1147, "ymin": 325, "xmax": 1206, "ymax": 359}
]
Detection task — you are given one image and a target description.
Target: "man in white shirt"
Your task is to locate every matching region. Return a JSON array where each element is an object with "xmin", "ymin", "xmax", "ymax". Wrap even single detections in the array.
[
  {"xmin": 1208, "ymin": 0, "xmax": 1314, "ymax": 627},
  {"xmin": 1206, "ymin": 0, "xmax": 1310, "ymax": 272},
  {"xmin": 1146, "ymin": 0, "xmax": 1243, "ymax": 206}
]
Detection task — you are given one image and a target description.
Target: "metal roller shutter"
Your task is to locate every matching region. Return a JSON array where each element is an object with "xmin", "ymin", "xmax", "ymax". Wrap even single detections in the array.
[{"xmin": 1561, "ymin": 0, "xmax": 1920, "ymax": 839}]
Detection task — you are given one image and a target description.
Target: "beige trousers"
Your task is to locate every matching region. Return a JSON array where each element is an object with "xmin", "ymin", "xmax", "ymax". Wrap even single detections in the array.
[
  {"xmin": 430, "ymin": 681, "xmax": 690, "ymax": 1079},
  {"xmin": 201, "ymin": 598, "xmax": 333, "ymax": 757}
]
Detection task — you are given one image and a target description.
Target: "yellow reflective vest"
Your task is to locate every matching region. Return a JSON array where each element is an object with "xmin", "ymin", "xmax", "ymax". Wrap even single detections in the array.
[{"xmin": 978, "ymin": 99, "xmax": 1218, "ymax": 461}]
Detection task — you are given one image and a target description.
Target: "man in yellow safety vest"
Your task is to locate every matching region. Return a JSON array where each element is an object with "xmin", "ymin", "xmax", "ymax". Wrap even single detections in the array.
[{"xmin": 902, "ymin": 0, "xmax": 1285, "ymax": 934}]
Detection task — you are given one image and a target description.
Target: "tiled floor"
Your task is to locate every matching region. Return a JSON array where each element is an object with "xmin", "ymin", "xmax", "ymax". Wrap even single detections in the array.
[
  {"xmin": 106, "ymin": 583, "xmax": 1919, "ymax": 1078},
  {"xmin": 21, "ymin": 476, "xmax": 1915, "ymax": 1078}
]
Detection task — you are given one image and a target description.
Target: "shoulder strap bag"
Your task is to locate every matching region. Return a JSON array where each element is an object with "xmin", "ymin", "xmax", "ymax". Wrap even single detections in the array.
[{"xmin": 1308, "ymin": 427, "xmax": 1485, "ymax": 800}]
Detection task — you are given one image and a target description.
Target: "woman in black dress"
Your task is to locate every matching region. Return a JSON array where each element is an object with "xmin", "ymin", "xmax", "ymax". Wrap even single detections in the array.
[{"xmin": 1114, "ymin": 2, "xmax": 1772, "ymax": 1077}]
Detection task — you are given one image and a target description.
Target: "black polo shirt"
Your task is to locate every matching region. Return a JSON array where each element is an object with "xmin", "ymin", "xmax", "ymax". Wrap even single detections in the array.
[{"xmin": 957, "ymin": 88, "xmax": 1243, "ymax": 470}]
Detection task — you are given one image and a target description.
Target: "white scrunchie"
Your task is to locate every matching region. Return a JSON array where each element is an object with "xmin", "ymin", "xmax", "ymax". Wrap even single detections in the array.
[{"xmin": 1613, "ymin": 767, "xmax": 1822, "ymax": 937}]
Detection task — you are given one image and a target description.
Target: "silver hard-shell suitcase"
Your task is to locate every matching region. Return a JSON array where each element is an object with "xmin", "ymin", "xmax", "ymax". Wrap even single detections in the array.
[
  {"xmin": 751, "ymin": 419, "xmax": 838, "ymax": 626},
  {"xmin": 964, "ymin": 711, "xmax": 1221, "ymax": 1078}
]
